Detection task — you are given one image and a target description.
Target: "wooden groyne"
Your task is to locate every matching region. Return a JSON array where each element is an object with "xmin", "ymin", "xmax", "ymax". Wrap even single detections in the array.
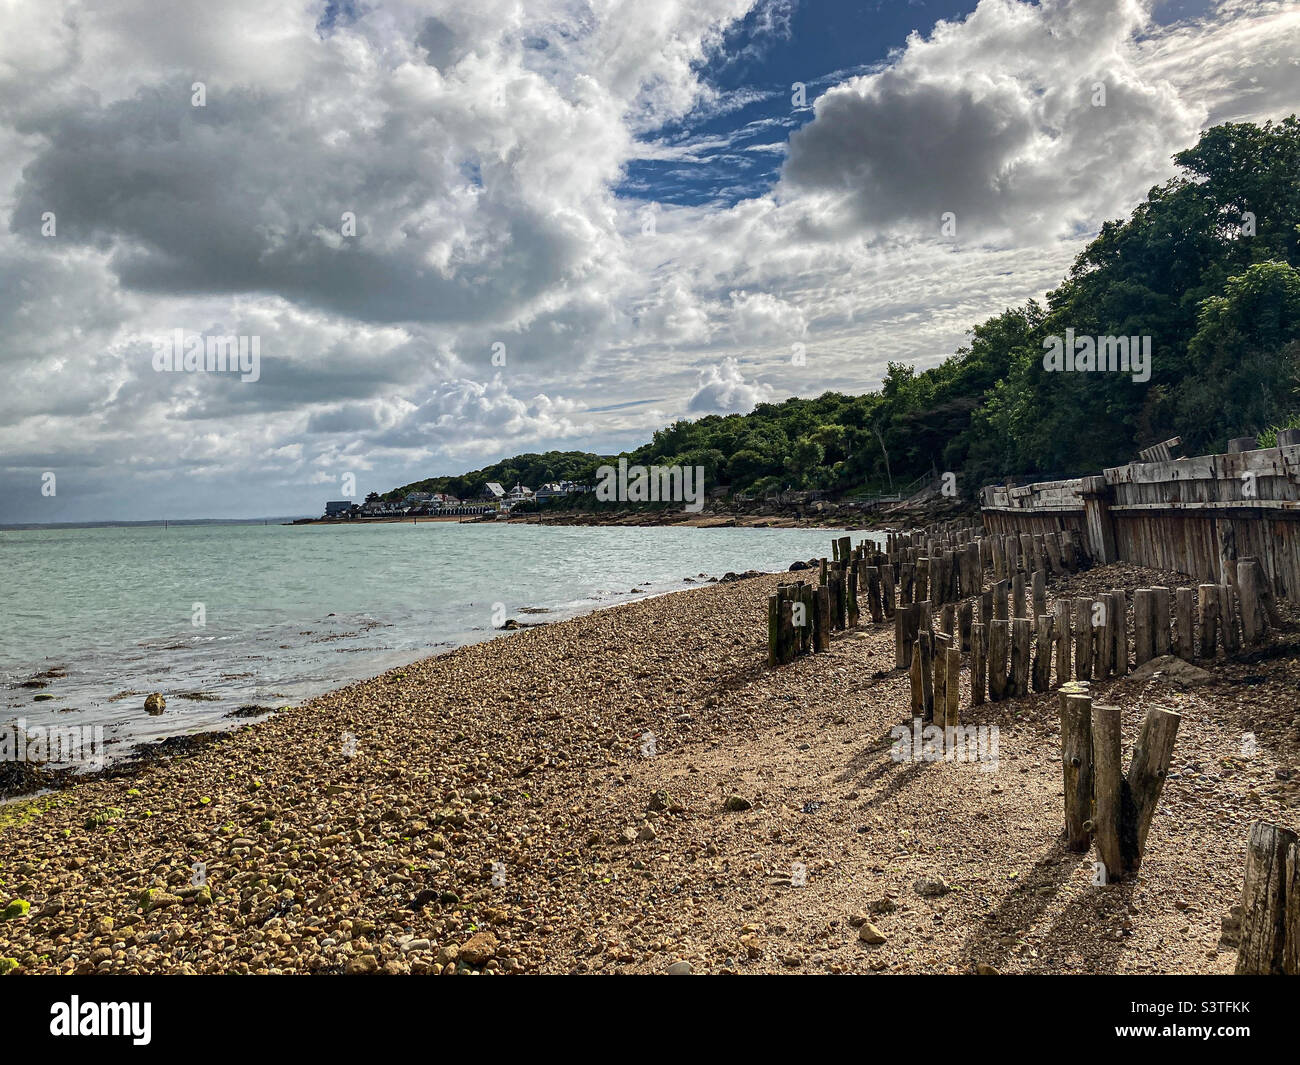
[{"xmin": 982, "ymin": 435, "xmax": 1300, "ymax": 601}]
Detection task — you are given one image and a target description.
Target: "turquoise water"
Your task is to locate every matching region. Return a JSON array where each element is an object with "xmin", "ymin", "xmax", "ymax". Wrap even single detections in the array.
[{"xmin": 2, "ymin": 521, "xmax": 869, "ymax": 764}]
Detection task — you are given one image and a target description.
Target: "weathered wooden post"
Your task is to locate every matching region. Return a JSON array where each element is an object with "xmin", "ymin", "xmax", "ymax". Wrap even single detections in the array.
[
  {"xmin": 1197, "ymin": 584, "xmax": 1220, "ymax": 658},
  {"xmin": 1174, "ymin": 587, "xmax": 1194, "ymax": 659},
  {"xmin": 894, "ymin": 602, "xmax": 915, "ymax": 669},
  {"xmin": 1031, "ymin": 569, "xmax": 1046, "ymax": 626},
  {"xmin": 1054, "ymin": 599, "xmax": 1071, "ymax": 688},
  {"xmin": 778, "ymin": 590, "xmax": 796, "ymax": 665},
  {"xmin": 1240, "ymin": 554, "xmax": 1282, "ymax": 629},
  {"xmin": 1127, "ymin": 706, "xmax": 1181, "ymax": 873},
  {"xmin": 1010, "ymin": 617, "xmax": 1031, "ymax": 697},
  {"xmin": 1234, "ymin": 821, "xmax": 1299, "ymax": 975},
  {"xmin": 910, "ymin": 639, "xmax": 925, "ymax": 718},
  {"xmin": 898, "ymin": 562, "xmax": 913, "ymax": 608},
  {"xmin": 988, "ymin": 619, "xmax": 1009, "ymax": 702},
  {"xmin": 1133, "ymin": 588, "xmax": 1156, "ymax": 665},
  {"xmin": 919, "ymin": 629, "xmax": 935, "ymax": 720},
  {"xmin": 1218, "ymin": 583, "xmax": 1241, "ymax": 653},
  {"xmin": 1074, "ymin": 598, "xmax": 1093, "ymax": 680},
  {"xmin": 1109, "ymin": 589, "xmax": 1128, "ymax": 676},
  {"xmin": 992, "ymin": 579, "xmax": 1009, "ymax": 622},
  {"xmin": 945, "ymin": 646, "xmax": 961, "ymax": 728},
  {"xmin": 1237, "ymin": 560, "xmax": 1262, "ymax": 645},
  {"xmin": 1090, "ymin": 703, "xmax": 1124, "ymax": 881},
  {"xmin": 814, "ymin": 586, "xmax": 831, "ymax": 652},
  {"xmin": 932, "ymin": 633, "xmax": 950, "ymax": 723},
  {"xmin": 971, "ymin": 621, "xmax": 987, "ymax": 706},
  {"xmin": 831, "ymin": 564, "xmax": 847, "ymax": 630},
  {"xmin": 1033, "ymin": 614, "xmax": 1053, "ymax": 692},
  {"xmin": 1059, "ymin": 684, "xmax": 1093, "ymax": 852},
  {"xmin": 865, "ymin": 565, "xmax": 883, "ymax": 623},
  {"xmin": 1153, "ymin": 587, "xmax": 1171, "ymax": 657},
  {"xmin": 767, "ymin": 592, "xmax": 781, "ymax": 667},
  {"xmin": 1012, "ymin": 571, "xmax": 1026, "ymax": 620},
  {"xmin": 846, "ymin": 560, "xmax": 860, "ymax": 628},
  {"xmin": 914, "ymin": 558, "xmax": 927, "ymax": 604},
  {"xmin": 800, "ymin": 583, "xmax": 815, "ymax": 654},
  {"xmin": 881, "ymin": 565, "xmax": 896, "ymax": 618},
  {"xmin": 957, "ymin": 598, "xmax": 973, "ymax": 652},
  {"xmin": 1094, "ymin": 599, "xmax": 1113, "ymax": 679},
  {"xmin": 939, "ymin": 602, "xmax": 956, "ymax": 639}
]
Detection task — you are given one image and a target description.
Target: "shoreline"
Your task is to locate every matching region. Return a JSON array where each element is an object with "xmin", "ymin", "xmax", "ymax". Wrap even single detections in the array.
[{"xmin": 2, "ymin": 559, "xmax": 1296, "ymax": 974}]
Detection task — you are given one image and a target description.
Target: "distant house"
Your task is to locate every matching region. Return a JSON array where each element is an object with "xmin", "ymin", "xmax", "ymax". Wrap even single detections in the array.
[
  {"xmin": 479, "ymin": 482, "xmax": 506, "ymax": 500},
  {"xmin": 429, "ymin": 492, "xmax": 460, "ymax": 506},
  {"xmin": 505, "ymin": 483, "xmax": 534, "ymax": 503},
  {"xmin": 324, "ymin": 500, "xmax": 353, "ymax": 518}
]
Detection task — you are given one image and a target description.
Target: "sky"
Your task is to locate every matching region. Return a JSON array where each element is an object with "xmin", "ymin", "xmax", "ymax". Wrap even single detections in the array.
[{"xmin": 1, "ymin": 0, "xmax": 1298, "ymax": 523}]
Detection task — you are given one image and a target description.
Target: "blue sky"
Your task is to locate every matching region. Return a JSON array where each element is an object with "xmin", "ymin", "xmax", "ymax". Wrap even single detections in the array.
[{"xmin": 1, "ymin": 0, "xmax": 1298, "ymax": 522}]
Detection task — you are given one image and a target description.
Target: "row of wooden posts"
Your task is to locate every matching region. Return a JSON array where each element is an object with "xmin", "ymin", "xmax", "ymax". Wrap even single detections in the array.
[{"xmin": 896, "ymin": 562, "xmax": 1277, "ymax": 713}]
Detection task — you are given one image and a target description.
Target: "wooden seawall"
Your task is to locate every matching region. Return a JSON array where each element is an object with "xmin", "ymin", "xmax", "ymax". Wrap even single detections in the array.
[{"xmin": 981, "ymin": 442, "xmax": 1300, "ymax": 599}]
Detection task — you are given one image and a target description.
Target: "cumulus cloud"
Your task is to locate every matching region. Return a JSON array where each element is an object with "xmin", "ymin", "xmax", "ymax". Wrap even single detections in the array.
[
  {"xmin": 688, "ymin": 357, "xmax": 773, "ymax": 412},
  {"xmin": 0, "ymin": 0, "xmax": 1297, "ymax": 521}
]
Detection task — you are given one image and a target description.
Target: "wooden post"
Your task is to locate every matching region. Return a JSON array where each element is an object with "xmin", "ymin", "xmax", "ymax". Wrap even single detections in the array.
[
  {"xmin": 1094, "ymin": 599, "xmax": 1113, "ymax": 679},
  {"xmin": 910, "ymin": 640, "xmax": 925, "ymax": 718},
  {"xmin": 919, "ymin": 630, "xmax": 935, "ymax": 721},
  {"xmin": 1012, "ymin": 571, "xmax": 1026, "ymax": 620},
  {"xmin": 865, "ymin": 566, "xmax": 883, "ymax": 623},
  {"xmin": 932, "ymin": 633, "xmax": 949, "ymax": 724},
  {"xmin": 1153, "ymin": 587, "xmax": 1171, "ymax": 657},
  {"xmin": 1031, "ymin": 569, "xmax": 1046, "ymax": 627},
  {"xmin": 988, "ymin": 620, "xmax": 1009, "ymax": 702},
  {"xmin": 1060, "ymin": 685, "xmax": 1093, "ymax": 852},
  {"xmin": 971, "ymin": 622, "xmax": 987, "ymax": 706},
  {"xmin": 1127, "ymin": 706, "xmax": 1181, "ymax": 872},
  {"xmin": 939, "ymin": 603, "xmax": 955, "ymax": 639},
  {"xmin": 1237, "ymin": 561, "xmax": 1262, "ymax": 645},
  {"xmin": 992, "ymin": 579, "xmax": 1009, "ymax": 621},
  {"xmin": 1091, "ymin": 703, "xmax": 1124, "ymax": 882},
  {"xmin": 1218, "ymin": 583, "xmax": 1241, "ymax": 653},
  {"xmin": 881, "ymin": 564, "xmax": 896, "ymax": 618},
  {"xmin": 894, "ymin": 602, "xmax": 915, "ymax": 669},
  {"xmin": 800, "ymin": 583, "xmax": 815, "ymax": 654},
  {"xmin": 1074, "ymin": 598, "xmax": 1093, "ymax": 680},
  {"xmin": 846, "ymin": 560, "xmax": 860, "ymax": 628},
  {"xmin": 914, "ymin": 558, "xmax": 927, "ymax": 604},
  {"xmin": 831, "ymin": 565, "xmax": 847, "ymax": 630},
  {"xmin": 1174, "ymin": 587, "xmax": 1194, "ymax": 659},
  {"xmin": 1234, "ymin": 821, "xmax": 1299, "ymax": 975},
  {"xmin": 1196, "ymin": 584, "xmax": 1219, "ymax": 658},
  {"xmin": 814, "ymin": 586, "xmax": 831, "ymax": 652},
  {"xmin": 778, "ymin": 591, "xmax": 796, "ymax": 665},
  {"xmin": 1133, "ymin": 589, "xmax": 1155, "ymax": 665},
  {"xmin": 945, "ymin": 646, "xmax": 961, "ymax": 728},
  {"xmin": 957, "ymin": 599, "xmax": 973, "ymax": 652},
  {"xmin": 898, "ymin": 562, "xmax": 913, "ymax": 608},
  {"xmin": 767, "ymin": 593, "xmax": 780, "ymax": 667},
  {"xmin": 991, "ymin": 535, "xmax": 1005, "ymax": 580},
  {"xmin": 1109, "ymin": 590, "xmax": 1128, "ymax": 676},
  {"xmin": 1010, "ymin": 617, "xmax": 1031, "ymax": 698},
  {"xmin": 1053, "ymin": 599, "xmax": 1071, "ymax": 688},
  {"xmin": 1240, "ymin": 555, "xmax": 1282, "ymax": 629},
  {"xmin": 1033, "ymin": 614, "xmax": 1053, "ymax": 691}
]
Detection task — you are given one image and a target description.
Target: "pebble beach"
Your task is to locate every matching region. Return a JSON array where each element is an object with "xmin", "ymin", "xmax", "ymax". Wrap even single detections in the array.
[{"xmin": 1, "ymin": 560, "xmax": 1297, "ymax": 975}]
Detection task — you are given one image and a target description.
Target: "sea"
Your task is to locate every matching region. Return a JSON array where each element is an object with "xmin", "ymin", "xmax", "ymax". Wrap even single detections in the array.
[{"xmin": 2, "ymin": 520, "xmax": 873, "ymax": 767}]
